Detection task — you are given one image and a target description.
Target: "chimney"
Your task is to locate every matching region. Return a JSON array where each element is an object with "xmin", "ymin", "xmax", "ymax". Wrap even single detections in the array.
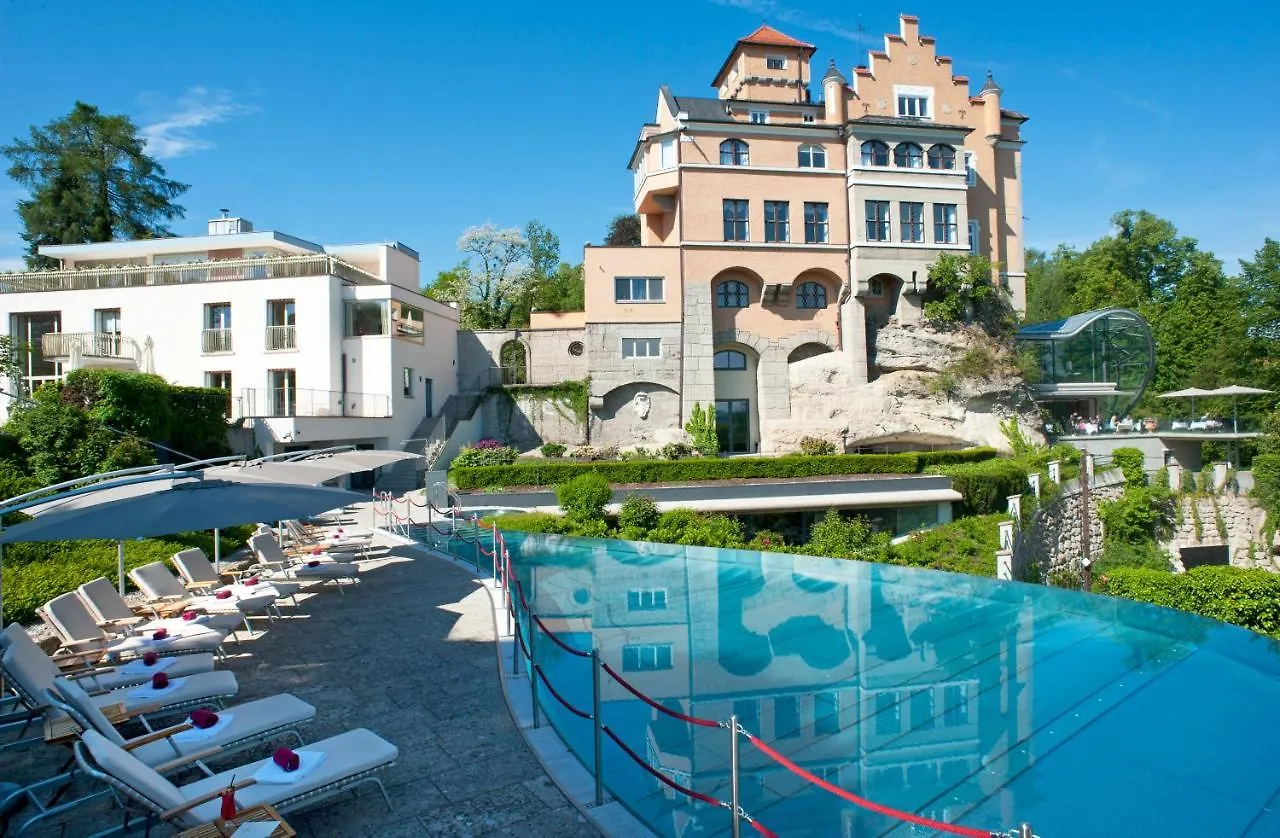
[{"xmin": 207, "ymin": 211, "xmax": 253, "ymax": 236}]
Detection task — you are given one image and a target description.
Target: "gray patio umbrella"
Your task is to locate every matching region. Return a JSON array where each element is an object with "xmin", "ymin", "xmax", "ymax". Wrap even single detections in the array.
[
  {"xmin": 292, "ymin": 450, "xmax": 419, "ymax": 473},
  {"xmin": 0, "ymin": 478, "xmax": 366, "ymax": 606},
  {"xmin": 1157, "ymin": 387, "xmax": 1214, "ymax": 421},
  {"xmin": 206, "ymin": 461, "xmax": 355, "ymax": 486},
  {"xmin": 1206, "ymin": 385, "xmax": 1272, "ymax": 433}
]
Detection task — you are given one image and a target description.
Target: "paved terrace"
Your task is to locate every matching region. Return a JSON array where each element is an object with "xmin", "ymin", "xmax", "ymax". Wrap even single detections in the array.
[{"xmin": 5, "ymin": 505, "xmax": 596, "ymax": 837}]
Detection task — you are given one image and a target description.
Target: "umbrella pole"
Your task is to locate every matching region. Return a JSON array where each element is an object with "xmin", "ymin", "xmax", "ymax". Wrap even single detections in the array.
[
  {"xmin": 117, "ymin": 541, "xmax": 125, "ymax": 596},
  {"xmin": 277, "ymin": 522, "xmax": 283, "ymax": 548},
  {"xmin": 213, "ymin": 528, "xmax": 221, "ymax": 575},
  {"xmin": 0, "ymin": 542, "xmax": 4, "ymax": 629}
]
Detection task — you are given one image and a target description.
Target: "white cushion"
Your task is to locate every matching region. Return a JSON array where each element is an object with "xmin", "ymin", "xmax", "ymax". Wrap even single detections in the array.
[{"xmin": 95, "ymin": 669, "xmax": 238, "ymax": 715}]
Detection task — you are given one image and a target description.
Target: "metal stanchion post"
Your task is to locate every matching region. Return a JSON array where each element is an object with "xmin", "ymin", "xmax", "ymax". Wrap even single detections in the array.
[
  {"xmin": 505, "ymin": 553, "xmax": 514, "ymax": 637},
  {"xmin": 1018, "ymin": 824, "xmax": 1034, "ymax": 838},
  {"xmin": 491, "ymin": 522, "xmax": 499, "ymax": 583},
  {"xmin": 529, "ymin": 614, "xmax": 539, "ymax": 729},
  {"xmin": 510, "ymin": 603, "xmax": 520, "ymax": 676},
  {"xmin": 591, "ymin": 648, "xmax": 604, "ymax": 806},
  {"xmin": 729, "ymin": 713, "xmax": 741, "ymax": 838}
]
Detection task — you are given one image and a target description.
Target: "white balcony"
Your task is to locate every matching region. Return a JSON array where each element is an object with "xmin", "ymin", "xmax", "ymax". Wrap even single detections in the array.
[
  {"xmin": 236, "ymin": 387, "xmax": 391, "ymax": 419},
  {"xmin": 201, "ymin": 328, "xmax": 232, "ymax": 354},
  {"xmin": 41, "ymin": 332, "xmax": 142, "ymax": 369},
  {"xmin": 264, "ymin": 325, "xmax": 296, "ymax": 351}
]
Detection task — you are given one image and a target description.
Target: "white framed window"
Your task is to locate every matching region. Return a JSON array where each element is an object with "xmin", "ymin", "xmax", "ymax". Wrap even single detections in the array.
[
  {"xmin": 964, "ymin": 151, "xmax": 977, "ymax": 186},
  {"xmin": 659, "ymin": 137, "xmax": 676, "ymax": 169},
  {"xmin": 622, "ymin": 337, "xmax": 661, "ymax": 359},
  {"xmin": 622, "ymin": 643, "xmax": 673, "ymax": 671},
  {"xmin": 933, "ymin": 204, "xmax": 958, "ymax": 244},
  {"xmin": 894, "ymin": 84, "xmax": 933, "ymax": 120},
  {"xmin": 968, "ymin": 220, "xmax": 982, "ymax": 255},
  {"xmin": 626, "ymin": 588, "xmax": 668, "ymax": 611},
  {"xmin": 714, "ymin": 349, "xmax": 748, "ymax": 370},
  {"xmin": 766, "ymin": 55, "xmax": 786, "ymax": 70},
  {"xmin": 615, "ymin": 276, "xmax": 664, "ymax": 303},
  {"xmin": 749, "ymin": 110, "xmax": 769, "ymax": 124},
  {"xmin": 797, "ymin": 143, "xmax": 826, "ymax": 168}
]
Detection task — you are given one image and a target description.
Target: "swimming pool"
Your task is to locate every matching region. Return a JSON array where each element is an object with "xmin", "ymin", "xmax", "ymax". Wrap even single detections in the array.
[{"xmin": 441, "ymin": 529, "xmax": 1280, "ymax": 837}]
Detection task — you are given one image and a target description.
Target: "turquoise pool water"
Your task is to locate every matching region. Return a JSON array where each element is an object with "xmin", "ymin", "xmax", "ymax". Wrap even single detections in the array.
[{"xmin": 441, "ymin": 530, "xmax": 1280, "ymax": 837}]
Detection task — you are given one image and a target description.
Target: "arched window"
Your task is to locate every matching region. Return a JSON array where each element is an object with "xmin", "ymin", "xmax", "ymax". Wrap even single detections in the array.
[
  {"xmin": 716, "ymin": 280, "xmax": 750, "ymax": 308},
  {"xmin": 719, "ymin": 139, "xmax": 750, "ymax": 166},
  {"xmin": 796, "ymin": 281, "xmax": 828, "ymax": 310},
  {"xmin": 860, "ymin": 140, "xmax": 889, "ymax": 167},
  {"xmin": 797, "ymin": 143, "xmax": 826, "ymax": 168},
  {"xmin": 714, "ymin": 349, "xmax": 748, "ymax": 370},
  {"xmin": 927, "ymin": 144, "xmax": 956, "ymax": 170},
  {"xmin": 894, "ymin": 143, "xmax": 923, "ymax": 169},
  {"xmin": 500, "ymin": 340, "xmax": 527, "ymax": 385},
  {"xmin": 869, "ymin": 277, "xmax": 885, "ymax": 297}
]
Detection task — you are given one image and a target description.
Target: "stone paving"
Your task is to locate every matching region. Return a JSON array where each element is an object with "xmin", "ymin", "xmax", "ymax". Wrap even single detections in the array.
[{"xmin": 3, "ymin": 516, "xmax": 598, "ymax": 837}]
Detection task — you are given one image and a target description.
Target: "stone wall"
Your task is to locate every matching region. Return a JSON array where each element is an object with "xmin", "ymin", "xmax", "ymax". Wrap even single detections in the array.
[
  {"xmin": 1015, "ymin": 470, "xmax": 1127, "ymax": 579},
  {"xmin": 479, "ymin": 390, "xmax": 588, "ymax": 452},
  {"xmin": 1161, "ymin": 494, "xmax": 1280, "ymax": 571},
  {"xmin": 457, "ymin": 328, "xmax": 588, "ymax": 392}
]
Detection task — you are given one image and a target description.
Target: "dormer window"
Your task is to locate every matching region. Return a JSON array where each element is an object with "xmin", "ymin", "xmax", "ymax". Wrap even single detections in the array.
[
  {"xmin": 894, "ymin": 85, "xmax": 933, "ymax": 120},
  {"xmin": 766, "ymin": 55, "xmax": 787, "ymax": 70},
  {"xmin": 749, "ymin": 110, "xmax": 769, "ymax": 125}
]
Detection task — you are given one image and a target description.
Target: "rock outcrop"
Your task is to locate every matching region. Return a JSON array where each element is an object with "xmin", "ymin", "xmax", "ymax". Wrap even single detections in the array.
[{"xmin": 766, "ymin": 322, "xmax": 1043, "ymax": 454}]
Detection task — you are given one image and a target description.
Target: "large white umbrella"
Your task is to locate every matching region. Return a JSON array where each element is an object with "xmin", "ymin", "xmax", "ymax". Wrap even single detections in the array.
[
  {"xmin": 0, "ymin": 478, "xmax": 366, "ymax": 608},
  {"xmin": 1157, "ymin": 387, "xmax": 1215, "ymax": 422},
  {"xmin": 1206, "ymin": 385, "xmax": 1272, "ymax": 433}
]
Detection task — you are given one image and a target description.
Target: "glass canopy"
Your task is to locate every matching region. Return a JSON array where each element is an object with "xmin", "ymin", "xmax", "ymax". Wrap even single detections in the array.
[{"xmin": 1016, "ymin": 308, "xmax": 1155, "ymax": 418}]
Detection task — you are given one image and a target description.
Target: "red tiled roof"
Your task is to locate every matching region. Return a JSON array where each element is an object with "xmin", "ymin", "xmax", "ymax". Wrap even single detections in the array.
[{"xmin": 739, "ymin": 24, "xmax": 815, "ymax": 49}]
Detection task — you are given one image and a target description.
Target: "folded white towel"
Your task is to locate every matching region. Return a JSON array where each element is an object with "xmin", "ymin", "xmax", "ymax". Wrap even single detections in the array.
[
  {"xmin": 230, "ymin": 823, "xmax": 278, "ymax": 838},
  {"xmin": 172, "ymin": 712, "xmax": 235, "ymax": 743},
  {"xmin": 252, "ymin": 751, "xmax": 325, "ymax": 784},
  {"xmin": 121, "ymin": 657, "xmax": 176, "ymax": 675},
  {"xmin": 127, "ymin": 677, "xmax": 187, "ymax": 699}
]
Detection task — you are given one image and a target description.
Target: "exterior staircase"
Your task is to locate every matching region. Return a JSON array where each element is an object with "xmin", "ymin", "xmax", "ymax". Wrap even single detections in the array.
[{"xmin": 373, "ymin": 392, "xmax": 485, "ymax": 494}]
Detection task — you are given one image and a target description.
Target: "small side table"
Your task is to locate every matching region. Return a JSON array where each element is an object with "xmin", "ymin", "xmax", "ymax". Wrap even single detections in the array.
[{"xmin": 177, "ymin": 804, "xmax": 296, "ymax": 838}]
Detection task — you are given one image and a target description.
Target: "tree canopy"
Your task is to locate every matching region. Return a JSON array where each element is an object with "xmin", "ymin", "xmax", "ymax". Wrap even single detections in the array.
[
  {"xmin": 604, "ymin": 213, "xmax": 641, "ymax": 247},
  {"xmin": 3, "ymin": 102, "xmax": 188, "ymax": 268}
]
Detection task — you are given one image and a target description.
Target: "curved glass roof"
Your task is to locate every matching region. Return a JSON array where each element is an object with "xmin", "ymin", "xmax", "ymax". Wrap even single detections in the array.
[{"xmin": 1016, "ymin": 308, "xmax": 1155, "ymax": 416}]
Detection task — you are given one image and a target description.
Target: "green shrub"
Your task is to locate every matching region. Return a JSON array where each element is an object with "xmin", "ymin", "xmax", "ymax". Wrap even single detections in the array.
[
  {"xmin": 804, "ymin": 510, "xmax": 891, "ymax": 563},
  {"xmin": 926, "ymin": 458, "xmax": 1030, "ymax": 516},
  {"xmin": 660, "ymin": 442, "xmax": 693, "ymax": 461},
  {"xmin": 2, "ymin": 525, "xmax": 254, "ymax": 626},
  {"xmin": 746, "ymin": 529, "xmax": 790, "ymax": 552},
  {"xmin": 618, "ymin": 447, "xmax": 654, "ymax": 461},
  {"xmin": 452, "ymin": 442, "xmax": 519, "ymax": 468},
  {"xmin": 453, "ymin": 447, "xmax": 997, "ymax": 490},
  {"xmin": 1252, "ymin": 454, "xmax": 1280, "ymax": 512},
  {"xmin": 617, "ymin": 493, "xmax": 660, "ymax": 539},
  {"xmin": 539, "ymin": 442, "xmax": 567, "ymax": 458},
  {"xmin": 1110, "ymin": 447, "xmax": 1147, "ymax": 486},
  {"xmin": 684, "ymin": 403, "xmax": 719, "ymax": 457},
  {"xmin": 1095, "ymin": 541, "xmax": 1172, "ymax": 573},
  {"xmin": 798, "ymin": 436, "xmax": 837, "ymax": 456},
  {"xmin": 1096, "ymin": 566, "xmax": 1280, "ymax": 638},
  {"xmin": 890, "ymin": 513, "xmax": 1003, "ymax": 576},
  {"xmin": 648, "ymin": 509, "xmax": 744, "ymax": 548},
  {"xmin": 556, "ymin": 473, "xmax": 612, "ymax": 522},
  {"xmin": 490, "ymin": 512, "xmax": 574, "ymax": 535},
  {"xmin": 1098, "ymin": 485, "xmax": 1176, "ymax": 544}
]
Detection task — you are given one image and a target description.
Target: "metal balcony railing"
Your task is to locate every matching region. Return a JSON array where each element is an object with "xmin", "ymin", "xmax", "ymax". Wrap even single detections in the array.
[
  {"xmin": 0, "ymin": 254, "xmax": 381, "ymax": 294},
  {"xmin": 201, "ymin": 328, "xmax": 232, "ymax": 354},
  {"xmin": 237, "ymin": 387, "xmax": 392, "ymax": 419},
  {"xmin": 41, "ymin": 331, "xmax": 139, "ymax": 361},
  {"xmin": 264, "ymin": 325, "xmax": 296, "ymax": 351}
]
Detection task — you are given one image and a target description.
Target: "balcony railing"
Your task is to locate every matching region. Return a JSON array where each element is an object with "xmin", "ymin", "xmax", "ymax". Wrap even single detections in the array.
[
  {"xmin": 201, "ymin": 328, "xmax": 232, "ymax": 354},
  {"xmin": 264, "ymin": 325, "xmax": 296, "ymax": 351},
  {"xmin": 41, "ymin": 331, "xmax": 139, "ymax": 361},
  {"xmin": 237, "ymin": 387, "xmax": 391, "ymax": 419},
  {"xmin": 0, "ymin": 254, "xmax": 381, "ymax": 294}
]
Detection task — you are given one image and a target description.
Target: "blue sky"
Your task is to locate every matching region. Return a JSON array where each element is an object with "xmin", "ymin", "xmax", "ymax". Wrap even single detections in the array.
[{"xmin": 1, "ymin": 0, "xmax": 1277, "ymax": 280}]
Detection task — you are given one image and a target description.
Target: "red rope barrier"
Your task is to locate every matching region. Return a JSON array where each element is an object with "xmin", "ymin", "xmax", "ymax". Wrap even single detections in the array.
[
  {"xmin": 749, "ymin": 820, "xmax": 779, "ymax": 838},
  {"xmin": 533, "ymin": 665, "xmax": 592, "ymax": 720},
  {"xmin": 512, "ymin": 617, "xmax": 530, "ymax": 660},
  {"xmin": 600, "ymin": 662, "xmax": 721, "ymax": 729},
  {"xmin": 480, "ymin": 545, "xmax": 495, "ymax": 557},
  {"xmin": 743, "ymin": 731, "xmax": 993, "ymax": 837},
  {"xmin": 532, "ymin": 614, "xmax": 592, "ymax": 658},
  {"xmin": 513, "ymin": 577, "xmax": 530, "ymax": 611},
  {"xmin": 602, "ymin": 725, "xmax": 725, "ymax": 808}
]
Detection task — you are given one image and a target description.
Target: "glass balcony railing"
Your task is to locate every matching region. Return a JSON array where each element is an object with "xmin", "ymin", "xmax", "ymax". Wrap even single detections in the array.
[
  {"xmin": 0, "ymin": 254, "xmax": 381, "ymax": 293},
  {"xmin": 236, "ymin": 387, "xmax": 391, "ymax": 419}
]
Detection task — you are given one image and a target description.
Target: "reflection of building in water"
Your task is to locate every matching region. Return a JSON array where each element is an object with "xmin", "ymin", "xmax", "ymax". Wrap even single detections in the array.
[{"xmin": 521, "ymin": 537, "xmax": 1035, "ymax": 836}]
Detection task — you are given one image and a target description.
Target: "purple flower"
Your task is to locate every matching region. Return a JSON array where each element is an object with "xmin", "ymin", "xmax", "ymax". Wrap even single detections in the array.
[{"xmin": 474, "ymin": 438, "xmax": 504, "ymax": 450}]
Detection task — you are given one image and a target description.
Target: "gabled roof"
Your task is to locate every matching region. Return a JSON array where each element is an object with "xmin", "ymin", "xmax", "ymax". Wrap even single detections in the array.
[{"xmin": 712, "ymin": 24, "xmax": 817, "ymax": 87}]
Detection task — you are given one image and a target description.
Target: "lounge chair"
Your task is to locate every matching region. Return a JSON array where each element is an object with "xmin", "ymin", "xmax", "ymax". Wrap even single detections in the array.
[
  {"xmin": 77, "ymin": 577, "xmax": 246, "ymax": 637},
  {"xmin": 0, "ymin": 624, "xmax": 215, "ymax": 693},
  {"xmin": 39, "ymin": 592, "xmax": 227, "ymax": 664},
  {"xmin": 283, "ymin": 519, "xmax": 374, "ymax": 557},
  {"xmin": 129, "ymin": 561, "xmax": 282, "ymax": 625},
  {"xmin": 247, "ymin": 534, "xmax": 359, "ymax": 594},
  {"xmin": 75, "ymin": 725, "xmax": 397, "ymax": 830},
  {"xmin": 48, "ymin": 676, "xmax": 315, "ymax": 772},
  {"xmin": 171, "ymin": 547, "xmax": 301, "ymax": 602}
]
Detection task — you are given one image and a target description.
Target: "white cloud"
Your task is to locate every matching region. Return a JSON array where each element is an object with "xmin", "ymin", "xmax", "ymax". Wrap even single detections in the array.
[
  {"xmin": 708, "ymin": 0, "xmax": 870, "ymax": 46},
  {"xmin": 139, "ymin": 87, "xmax": 257, "ymax": 159}
]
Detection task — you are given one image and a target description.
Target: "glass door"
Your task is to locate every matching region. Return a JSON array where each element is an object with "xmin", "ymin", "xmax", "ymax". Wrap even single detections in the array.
[
  {"xmin": 95, "ymin": 308, "xmax": 122, "ymax": 356},
  {"xmin": 715, "ymin": 399, "xmax": 750, "ymax": 454},
  {"xmin": 269, "ymin": 369, "xmax": 296, "ymax": 416}
]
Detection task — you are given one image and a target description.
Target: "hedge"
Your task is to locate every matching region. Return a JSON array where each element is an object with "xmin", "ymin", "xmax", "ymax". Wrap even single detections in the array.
[
  {"xmin": 2, "ymin": 526, "xmax": 255, "ymax": 627},
  {"xmin": 925, "ymin": 458, "xmax": 1030, "ymax": 516},
  {"xmin": 1096, "ymin": 566, "xmax": 1280, "ymax": 638},
  {"xmin": 454, "ymin": 446, "xmax": 997, "ymax": 490},
  {"xmin": 891, "ymin": 513, "xmax": 1003, "ymax": 577}
]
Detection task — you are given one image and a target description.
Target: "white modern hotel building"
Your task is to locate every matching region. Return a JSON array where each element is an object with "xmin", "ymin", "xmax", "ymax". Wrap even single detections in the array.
[{"xmin": 0, "ymin": 215, "xmax": 458, "ymax": 459}]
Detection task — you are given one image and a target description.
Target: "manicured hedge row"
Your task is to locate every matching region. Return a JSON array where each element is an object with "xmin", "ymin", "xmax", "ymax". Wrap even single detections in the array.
[
  {"xmin": 925, "ymin": 458, "xmax": 1030, "ymax": 516},
  {"xmin": 1096, "ymin": 566, "xmax": 1280, "ymax": 638},
  {"xmin": 453, "ymin": 447, "xmax": 998, "ymax": 490}
]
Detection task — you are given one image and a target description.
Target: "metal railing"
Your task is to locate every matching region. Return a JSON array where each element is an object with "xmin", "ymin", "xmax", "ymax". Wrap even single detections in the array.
[
  {"xmin": 40, "ymin": 331, "xmax": 138, "ymax": 361},
  {"xmin": 0, "ymin": 254, "xmax": 381, "ymax": 293},
  {"xmin": 264, "ymin": 325, "xmax": 296, "ymax": 351},
  {"xmin": 374, "ymin": 494, "xmax": 1038, "ymax": 838},
  {"xmin": 237, "ymin": 387, "xmax": 391, "ymax": 419},
  {"xmin": 200, "ymin": 328, "xmax": 232, "ymax": 354}
]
